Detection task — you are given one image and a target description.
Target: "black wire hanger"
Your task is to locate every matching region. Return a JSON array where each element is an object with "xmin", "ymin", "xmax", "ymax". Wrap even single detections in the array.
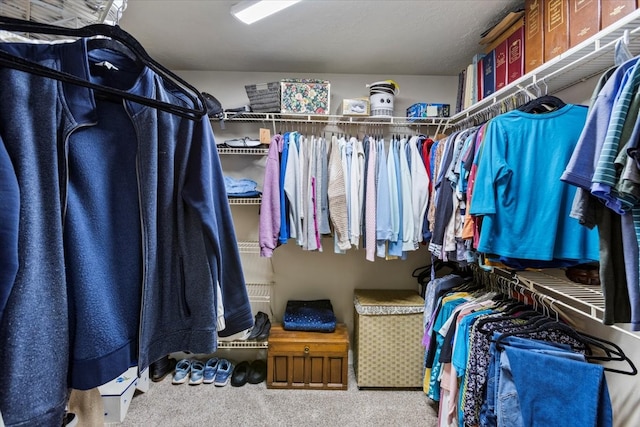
[
  {"xmin": 0, "ymin": 15, "xmax": 207, "ymax": 120},
  {"xmin": 494, "ymin": 318, "xmax": 637, "ymax": 375}
]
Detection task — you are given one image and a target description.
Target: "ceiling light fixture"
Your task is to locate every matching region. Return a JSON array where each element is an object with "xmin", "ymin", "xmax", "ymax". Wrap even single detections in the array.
[{"xmin": 231, "ymin": 0, "xmax": 302, "ymax": 25}]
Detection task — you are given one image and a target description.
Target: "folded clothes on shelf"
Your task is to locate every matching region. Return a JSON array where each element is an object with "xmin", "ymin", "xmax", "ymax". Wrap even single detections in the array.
[{"xmin": 224, "ymin": 176, "xmax": 261, "ymax": 197}]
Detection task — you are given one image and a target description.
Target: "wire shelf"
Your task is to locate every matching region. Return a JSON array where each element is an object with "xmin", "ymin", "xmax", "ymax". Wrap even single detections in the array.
[
  {"xmin": 237, "ymin": 241, "xmax": 260, "ymax": 254},
  {"xmin": 221, "ymin": 111, "xmax": 448, "ymax": 127},
  {"xmin": 0, "ymin": 0, "xmax": 125, "ymax": 32},
  {"xmin": 228, "ymin": 197, "xmax": 262, "ymax": 205},
  {"xmin": 516, "ymin": 269, "xmax": 605, "ymax": 321},
  {"xmin": 217, "ymin": 147, "xmax": 269, "ymax": 155},
  {"xmin": 217, "ymin": 340, "xmax": 268, "ymax": 349}
]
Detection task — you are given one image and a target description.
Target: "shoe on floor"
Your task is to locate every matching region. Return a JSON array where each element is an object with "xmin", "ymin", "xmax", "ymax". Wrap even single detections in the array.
[
  {"xmin": 189, "ymin": 360, "xmax": 205, "ymax": 385},
  {"xmin": 231, "ymin": 361, "xmax": 250, "ymax": 387},
  {"xmin": 62, "ymin": 412, "xmax": 78, "ymax": 427},
  {"xmin": 172, "ymin": 359, "xmax": 192, "ymax": 384},
  {"xmin": 203, "ymin": 357, "xmax": 219, "ymax": 384},
  {"xmin": 150, "ymin": 355, "xmax": 176, "ymax": 382},
  {"xmin": 248, "ymin": 359, "xmax": 267, "ymax": 384},
  {"xmin": 214, "ymin": 359, "xmax": 233, "ymax": 387}
]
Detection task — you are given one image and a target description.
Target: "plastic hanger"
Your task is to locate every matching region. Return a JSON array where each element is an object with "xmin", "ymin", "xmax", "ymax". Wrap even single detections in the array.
[
  {"xmin": 517, "ymin": 95, "xmax": 566, "ymax": 113},
  {"xmin": 517, "ymin": 80, "xmax": 566, "ymax": 114},
  {"xmin": 0, "ymin": 16, "xmax": 206, "ymax": 120},
  {"xmin": 494, "ymin": 318, "xmax": 637, "ymax": 375}
]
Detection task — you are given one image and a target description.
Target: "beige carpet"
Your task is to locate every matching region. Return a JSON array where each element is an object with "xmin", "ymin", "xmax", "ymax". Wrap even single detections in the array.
[{"xmin": 115, "ymin": 365, "xmax": 439, "ymax": 427}]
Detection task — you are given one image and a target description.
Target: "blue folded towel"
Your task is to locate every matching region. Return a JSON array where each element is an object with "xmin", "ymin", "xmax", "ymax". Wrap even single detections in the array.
[{"xmin": 224, "ymin": 176, "xmax": 260, "ymax": 196}]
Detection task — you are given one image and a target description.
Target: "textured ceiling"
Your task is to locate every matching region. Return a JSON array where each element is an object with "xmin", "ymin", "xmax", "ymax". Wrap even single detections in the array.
[{"xmin": 118, "ymin": 0, "xmax": 524, "ymax": 76}]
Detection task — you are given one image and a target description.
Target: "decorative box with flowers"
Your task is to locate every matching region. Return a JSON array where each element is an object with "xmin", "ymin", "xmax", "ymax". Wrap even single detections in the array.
[{"xmin": 280, "ymin": 79, "xmax": 330, "ymax": 115}]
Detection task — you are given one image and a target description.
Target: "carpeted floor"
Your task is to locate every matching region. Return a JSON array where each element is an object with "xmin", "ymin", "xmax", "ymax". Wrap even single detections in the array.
[{"xmin": 115, "ymin": 365, "xmax": 439, "ymax": 427}]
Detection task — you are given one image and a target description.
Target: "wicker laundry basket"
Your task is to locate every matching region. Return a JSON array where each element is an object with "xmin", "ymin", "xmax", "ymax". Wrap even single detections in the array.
[{"xmin": 353, "ymin": 289, "xmax": 425, "ymax": 388}]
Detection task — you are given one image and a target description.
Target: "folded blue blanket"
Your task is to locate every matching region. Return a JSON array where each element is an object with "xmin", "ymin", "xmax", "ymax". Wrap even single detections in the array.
[
  {"xmin": 224, "ymin": 175, "xmax": 258, "ymax": 195},
  {"xmin": 283, "ymin": 299, "xmax": 336, "ymax": 332}
]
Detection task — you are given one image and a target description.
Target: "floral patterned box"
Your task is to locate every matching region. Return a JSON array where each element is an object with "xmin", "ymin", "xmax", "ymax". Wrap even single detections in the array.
[{"xmin": 280, "ymin": 79, "xmax": 330, "ymax": 115}]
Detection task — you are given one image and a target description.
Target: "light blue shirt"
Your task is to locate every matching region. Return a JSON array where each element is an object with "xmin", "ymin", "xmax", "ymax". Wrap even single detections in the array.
[{"xmin": 375, "ymin": 138, "xmax": 392, "ymax": 257}]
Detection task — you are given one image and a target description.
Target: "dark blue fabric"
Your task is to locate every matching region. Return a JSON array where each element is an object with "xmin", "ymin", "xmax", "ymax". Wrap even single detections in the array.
[
  {"xmin": 228, "ymin": 190, "xmax": 262, "ymax": 198},
  {"xmin": 0, "ymin": 38, "xmax": 253, "ymax": 425},
  {"xmin": 505, "ymin": 344, "xmax": 612, "ymax": 427},
  {"xmin": 283, "ymin": 299, "xmax": 337, "ymax": 332},
  {"xmin": 0, "ymin": 138, "xmax": 19, "ymax": 324}
]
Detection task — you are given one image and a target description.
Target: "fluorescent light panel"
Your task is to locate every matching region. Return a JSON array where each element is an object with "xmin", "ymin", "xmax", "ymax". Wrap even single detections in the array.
[{"xmin": 231, "ymin": 0, "xmax": 302, "ymax": 25}]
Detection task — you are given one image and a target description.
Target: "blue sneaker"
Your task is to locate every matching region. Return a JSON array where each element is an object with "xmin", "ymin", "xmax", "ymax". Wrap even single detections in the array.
[
  {"xmin": 214, "ymin": 359, "xmax": 233, "ymax": 387},
  {"xmin": 172, "ymin": 359, "xmax": 191, "ymax": 384},
  {"xmin": 203, "ymin": 357, "xmax": 219, "ymax": 384},
  {"xmin": 189, "ymin": 360, "xmax": 205, "ymax": 385}
]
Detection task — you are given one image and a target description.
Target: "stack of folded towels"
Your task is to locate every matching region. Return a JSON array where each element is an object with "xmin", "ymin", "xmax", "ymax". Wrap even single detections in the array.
[{"xmin": 224, "ymin": 176, "xmax": 261, "ymax": 198}]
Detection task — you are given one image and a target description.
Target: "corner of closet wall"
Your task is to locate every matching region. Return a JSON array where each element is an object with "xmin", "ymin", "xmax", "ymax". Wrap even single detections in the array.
[{"xmin": 178, "ymin": 69, "xmax": 457, "ymax": 334}]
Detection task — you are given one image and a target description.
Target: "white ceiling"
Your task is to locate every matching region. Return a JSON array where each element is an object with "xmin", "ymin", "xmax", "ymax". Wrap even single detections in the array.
[{"xmin": 118, "ymin": 0, "xmax": 524, "ymax": 76}]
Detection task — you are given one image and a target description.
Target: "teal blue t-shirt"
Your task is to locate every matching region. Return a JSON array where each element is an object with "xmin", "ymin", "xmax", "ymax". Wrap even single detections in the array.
[{"xmin": 469, "ymin": 105, "xmax": 599, "ymax": 262}]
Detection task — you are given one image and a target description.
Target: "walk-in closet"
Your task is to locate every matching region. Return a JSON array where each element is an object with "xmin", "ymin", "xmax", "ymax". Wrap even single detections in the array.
[{"xmin": 1, "ymin": 1, "xmax": 640, "ymax": 426}]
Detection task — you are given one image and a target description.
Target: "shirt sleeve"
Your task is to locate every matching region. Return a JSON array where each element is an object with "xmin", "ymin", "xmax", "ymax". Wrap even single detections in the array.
[{"xmin": 468, "ymin": 119, "xmax": 509, "ymax": 216}]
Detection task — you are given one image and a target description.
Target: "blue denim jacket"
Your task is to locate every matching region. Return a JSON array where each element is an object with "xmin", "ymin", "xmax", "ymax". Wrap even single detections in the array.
[{"xmin": 0, "ymin": 39, "xmax": 252, "ymax": 426}]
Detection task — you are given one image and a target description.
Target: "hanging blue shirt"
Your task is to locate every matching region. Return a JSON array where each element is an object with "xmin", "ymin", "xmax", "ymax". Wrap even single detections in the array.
[{"xmin": 470, "ymin": 105, "xmax": 599, "ymax": 262}]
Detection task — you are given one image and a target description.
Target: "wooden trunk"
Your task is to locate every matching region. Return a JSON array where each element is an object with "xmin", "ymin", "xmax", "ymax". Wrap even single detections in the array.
[{"xmin": 267, "ymin": 323, "xmax": 349, "ymax": 390}]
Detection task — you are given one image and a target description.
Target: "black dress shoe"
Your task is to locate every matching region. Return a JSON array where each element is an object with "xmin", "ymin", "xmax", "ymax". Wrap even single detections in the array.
[
  {"xmin": 255, "ymin": 318, "xmax": 271, "ymax": 341},
  {"xmin": 231, "ymin": 361, "xmax": 250, "ymax": 387},
  {"xmin": 247, "ymin": 312, "xmax": 269, "ymax": 340},
  {"xmin": 248, "ymin": 360, "xmax": 267, "ymax": 384},
  {"xmin": 150, "ymin": 355, "xmax": 176, "ymax": 382}
]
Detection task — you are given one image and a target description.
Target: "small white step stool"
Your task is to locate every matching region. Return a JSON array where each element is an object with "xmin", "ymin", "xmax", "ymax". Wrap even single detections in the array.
[{"xmin": 98, "ymin": 367, "xmax": 149, "ymax": 423}]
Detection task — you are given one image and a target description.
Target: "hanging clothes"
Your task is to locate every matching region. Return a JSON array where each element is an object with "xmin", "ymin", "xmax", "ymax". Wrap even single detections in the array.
[
  {"xmin": 561, "ymin": 52, "xmax": 640, "ymax": 327},
  {"xmin": 259, "ymin": 133, "xmax": 284, "ymax": 257},
  {"xmin": 0, "ymin": 37, "xmax": 252, "ymax": 426}
]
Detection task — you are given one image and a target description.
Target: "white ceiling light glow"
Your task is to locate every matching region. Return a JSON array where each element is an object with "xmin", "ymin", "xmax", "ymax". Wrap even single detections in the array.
[{"xmin": 231, "ymin": 0, "xmax": 303, "ymax": 25}]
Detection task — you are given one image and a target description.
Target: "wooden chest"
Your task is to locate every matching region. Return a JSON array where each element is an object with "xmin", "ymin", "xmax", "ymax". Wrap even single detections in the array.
[{"xmin": 267, "ymin": 323, "xmax": 349, "ymax": 390}]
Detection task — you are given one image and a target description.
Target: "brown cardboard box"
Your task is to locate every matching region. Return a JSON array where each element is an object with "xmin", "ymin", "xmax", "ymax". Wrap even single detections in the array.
[
  {"xmin": 483, "ymin": 17, "xmax": 525, "ymax": 54},
  {"xmin": 569, "ymin": 0, "xmax": 600, "ymax": 47},
  {"xmin": 480, "ymin": 11, "xmax": 525, "ymax": 46},
  {"xmin": 601, "ymin": 0, "xmax": 636, "ymax": 28},
  {"xmin": 525, "ymin": 0, "xmax": 545, "ymax": 74},
  {"xmin": 545, "ymin": 0, "xmax": 570, "ymax": 62}
]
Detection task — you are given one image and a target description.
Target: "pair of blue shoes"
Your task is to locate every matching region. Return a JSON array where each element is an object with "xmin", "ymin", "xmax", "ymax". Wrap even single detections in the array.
[
  {"xmin": 172, "ymin": 357, "xmax": 233, "ymax": 386},
  {"xmin": 203, "ymin": 357, "xmax": 234, "ymax": 386}
]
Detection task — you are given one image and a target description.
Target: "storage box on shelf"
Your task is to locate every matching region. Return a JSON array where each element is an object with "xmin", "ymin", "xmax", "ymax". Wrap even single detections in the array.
[
  {"xmin": 353, "ymin": 290, "xmax": 424, "ymax": 388},
  {"xmin": 341, "ymin": 98, "xmax": 370, "ymax": 116},
  {"xmin": 407, "ymin": 103, "xmax": 450, "ymax": 120},
  {"xmin": 245, "ymin": 82, "xmax": 280, "ymax": 113},
  {"xmin": 280, "ymin": 79, "xmax": 330, "ymax": 115},
  {"xmin": 267, "ymin": 323, "xmax": 349, "ymax": 390},
  {"xmin": 601, "ymin": 0, "xmax": 637, "ymax": 29}
]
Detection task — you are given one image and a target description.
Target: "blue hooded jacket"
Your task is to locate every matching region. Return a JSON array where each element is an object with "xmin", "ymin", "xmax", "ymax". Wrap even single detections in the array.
[{"xmin": 0, "ymin": 39, "xmax": 253, "ymax": 426}]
